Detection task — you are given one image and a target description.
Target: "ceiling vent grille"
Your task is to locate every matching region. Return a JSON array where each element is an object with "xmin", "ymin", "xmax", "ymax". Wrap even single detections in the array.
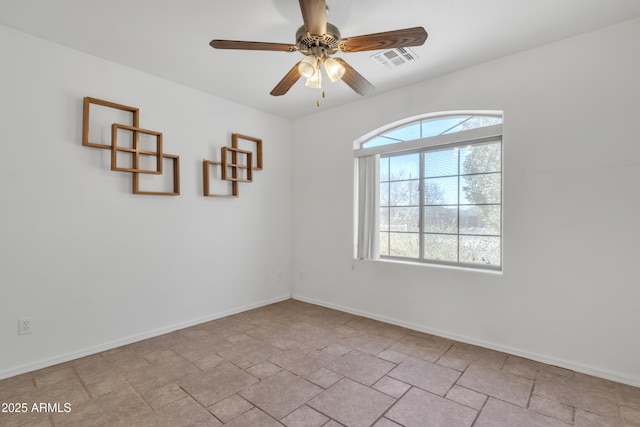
[{"xmin": 371, "ymin": 47, "xmax": 418, "ymax": 70}]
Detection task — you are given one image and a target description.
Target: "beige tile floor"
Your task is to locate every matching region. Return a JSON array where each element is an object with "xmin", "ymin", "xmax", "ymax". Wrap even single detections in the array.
[{"xmin": 1, "ymin": 299, "xmax": 639, "ymax": 426}]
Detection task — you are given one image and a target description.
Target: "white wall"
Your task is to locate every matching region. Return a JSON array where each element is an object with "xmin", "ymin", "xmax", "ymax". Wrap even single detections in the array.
[
  {"xmin": 0, "ymin": 25, "xmax": 293, "ymax": 379},
  {"xmin": 3, "ymin": 17, "xmax": 639, "ymax": 387},
  {"xmin": 292, "ymin": 18, "xmax": 640, "ymax": 386}
]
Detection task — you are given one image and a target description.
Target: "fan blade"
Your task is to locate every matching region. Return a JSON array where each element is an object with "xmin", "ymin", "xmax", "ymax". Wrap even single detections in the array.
[
  {"xmin": 340, "ymin": 27, "xmax": 428, "ymax": 52},
  {"xmin": 270, "ymin": 63, "xmax": 302, "ymax": 96},
  {"xmin": 333, "ymin": 58, "xmax": 374, "ymax": 96},
  {"xmin": 299, "ymin": 0, "xmax": 327, "ymax": 35},
  {"xmin": 210, "ymin": 40, "xmax": 295, "ymax": 52}
]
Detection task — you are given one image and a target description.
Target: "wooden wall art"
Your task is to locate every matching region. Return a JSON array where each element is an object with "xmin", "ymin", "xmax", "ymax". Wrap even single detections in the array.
[
  {"xmin": 203, "ymin": 133, "xmax": 262, "ymax": 198},
  {"xmin": 82, "ymin": 96, "xmax": 180, "ymax": 196},
  {"xmin": 232, "ymin": 133, "xmax": 263, "ymax": 170}
]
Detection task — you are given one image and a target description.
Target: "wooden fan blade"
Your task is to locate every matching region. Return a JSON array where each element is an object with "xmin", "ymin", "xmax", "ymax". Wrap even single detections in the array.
[
  {"xmin": 270, "ymin": 63, "xmax": 302, "ymax": 96},
  {"xmin": 210, "ymin": 40, "xmax": 295, "ymax": 52},
  {"xmin": 340, "ymin": 27, "xmax": 428, "ymax": 52},
  {"xmin": 333, "ymin": 58, "xmax": 374, "ymax": 96},
  {"xmin": 299, "ymin": 0, "xmax": 327, "ymax": 35}
]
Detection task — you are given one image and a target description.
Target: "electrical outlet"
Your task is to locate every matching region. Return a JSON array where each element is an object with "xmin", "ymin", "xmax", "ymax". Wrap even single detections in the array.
[{"xmin": 18, "ymin": 317, "xmax": 32, "ymax": 335}]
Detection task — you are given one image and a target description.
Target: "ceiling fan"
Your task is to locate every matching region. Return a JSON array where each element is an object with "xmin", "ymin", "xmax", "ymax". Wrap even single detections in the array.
[{"xmin": 210, "ymin": 0, "xmax": 427, "ymax": 103}]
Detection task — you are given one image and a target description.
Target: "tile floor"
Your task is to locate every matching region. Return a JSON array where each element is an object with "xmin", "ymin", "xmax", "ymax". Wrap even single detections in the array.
[{"xmin": 1, "ymin": 299, "xmax": 639, "ymax": 426}]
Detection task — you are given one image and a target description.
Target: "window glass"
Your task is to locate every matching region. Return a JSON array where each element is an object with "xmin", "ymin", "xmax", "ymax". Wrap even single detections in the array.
[
  {"xmin": 379, "ymin": 207, "xmax": 390, "ymax": 232},
  {"xmin": 424, "ymin": 148, "xmax": 458, "ymax": 178},
  {"xmin": 444, "ymin": 116, "xmax": 502, "ymax": 134},
  {"xmin": 389, "ymin": 153, "xmax": 420, "ymax": 181},
  {"xmin": 357, "ymin": 112, "xmax": 502, "ymax": 269},
  {"xmin": 424, "ymin": 177, "xmax": 458, "ymax": 205},
  {"xmin": 361, "ymin": 114, "xmax": 501, "ymax": 149},
  {"xmin": 460, "ymin": 236, "xmax": 501, "ymax": 265},
  {"xmin": 460, "ymin": 142, "xmax": 501, "ymax": 174},
  {"xmin": 383, "ymin": 123, "xmax": 421, "ymax": 142},
  {"xmin": 422, "ymin": 116, "xmax": 470, "ymax": 137},
  {"xmin": 380, "ymin": 232, "xmax": 390, "ymax": 256},
  {"xmin": 380, "ymin": 157, "xmax": 390, "ymax": 181},
  {"xmin": 423, "ymin": 234, "xmax": 458, "ymax": 262},
  {"xmin": 389, "ymin": 232, "xmax": 419, "ymax": 258},
  {"xmin": 459, "ymin": 174, "xmax": 501, "ymax": 205},
  {"xmin": 390, "ymin": 207, "xmax": 420, "ymax": 232},
  {"xmin": 380, "ymin": 182, "xmax": 390, "ymax": 206},
  {"xmin": 423, "ymin": 206, "xmax": 458, "ymax": 233},
  {"xmin": 459, "ymin": 206, "xmax": 501, "ymax": 235}
]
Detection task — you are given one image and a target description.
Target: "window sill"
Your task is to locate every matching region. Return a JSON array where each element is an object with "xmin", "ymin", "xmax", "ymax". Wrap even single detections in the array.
[{"xmin": 354, "ymin": 257, "xmax": 503, "ymax": 275}]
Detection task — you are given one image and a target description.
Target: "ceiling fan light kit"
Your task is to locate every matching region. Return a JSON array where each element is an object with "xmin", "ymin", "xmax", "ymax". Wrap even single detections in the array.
[
  {"xmin": 298, "ymin": 55, "xmax": 318, "ymax": 78},
  {"xmin": 209, "ymin": 0, "xmax": 427, "ymax": 104},
  {"xmin": 305, "ymin": 67, "xmax": 321, "ymax": 88},
  {"xmin": 324, "ymin": 57, "xmax": 346, "ymax": 82}
]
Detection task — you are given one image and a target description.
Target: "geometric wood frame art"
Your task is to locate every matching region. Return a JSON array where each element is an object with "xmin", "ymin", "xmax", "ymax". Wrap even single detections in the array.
[
  {"xmin": 232, "ymin": 133, "xmax": 263, "ymax": 170},
  {"xmin": 203, "ymin": 160, "xmax": 238, "ymax": 198},
  {"xmin": 134, "ymin": 153, "xmax": 180, "ymax": 196},
  {"xmin": 82, "ymin": 96, "xmax": 180, "ymax": 196},
  {"xmin": 203, "ymin": 133, "xmax": 262, "ymax": 198},
  {"xmin": 83, "ymin": 97, "xmax": 139, "ymax": 149},
  {"xmin": 221, "ymin": 146, "xmax": 253, "ymax": 183},
  {"xmin": 110, "ymin": 124, "xmax": 163, "ymax": 174}
]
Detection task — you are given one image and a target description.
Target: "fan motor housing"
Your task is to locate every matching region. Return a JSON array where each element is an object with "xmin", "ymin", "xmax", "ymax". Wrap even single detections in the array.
[{"xmin": 296, "ymin": 23, "xmax": 341, "ymax": 57}]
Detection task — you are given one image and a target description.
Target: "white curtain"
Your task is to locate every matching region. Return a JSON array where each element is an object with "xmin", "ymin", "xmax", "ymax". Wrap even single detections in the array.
[{"xmin": 356, "ymin": 155, "xmax": 380, "ymax": 259}]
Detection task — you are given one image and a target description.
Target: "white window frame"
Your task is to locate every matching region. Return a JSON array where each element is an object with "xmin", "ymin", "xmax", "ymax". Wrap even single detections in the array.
[{"xmin": 354, "ymin": 111, "xmax": 503, "ymax": 271}]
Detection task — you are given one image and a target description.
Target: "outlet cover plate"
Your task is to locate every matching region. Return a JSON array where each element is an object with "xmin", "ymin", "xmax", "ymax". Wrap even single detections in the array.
[{"xmin": 19, "ymin": 317, "xmax": 32, "ymax": 335}]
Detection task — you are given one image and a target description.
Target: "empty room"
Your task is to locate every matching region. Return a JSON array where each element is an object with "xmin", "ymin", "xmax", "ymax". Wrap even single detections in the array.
[{"xmin": 1, "ymin": 1, "xmax": 639, "ymax": 426}]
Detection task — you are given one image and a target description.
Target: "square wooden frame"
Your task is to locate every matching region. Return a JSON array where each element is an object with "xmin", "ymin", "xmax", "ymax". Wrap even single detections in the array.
[
  {"xmin": 232, "ymin": 133, "xmax": 263, "ymax": 170},
  {"xmin": 133, "ymin": 153, "xmax": 180, "ymax": 196},
  {"xmin": 221, "ymin": 147, "xmax": 253, "ymax": 183},
  {"xmin": 110, "ymin": 124, "xmax": 163, "ymax": 174},
  {"xmin": 203, "ymin": 160, "xmax": 238, "ymax": 197},
  {"xmin": 82, "ymin": 97, "xmax": 139, "ymax": 149}
]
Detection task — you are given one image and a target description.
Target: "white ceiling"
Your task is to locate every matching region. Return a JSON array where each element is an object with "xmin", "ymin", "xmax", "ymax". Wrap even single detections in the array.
[{"xmin": 2, "ymin": 0, "xmax": 640, "ymax": 120}]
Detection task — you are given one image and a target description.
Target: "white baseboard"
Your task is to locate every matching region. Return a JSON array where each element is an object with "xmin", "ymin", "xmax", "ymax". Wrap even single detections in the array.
[
  {"xmin": 0, "ymin": 294, "xmax": 291, "ymax": 380},
  {"xmin": 292, "ymin": 294, "xmax": 640, "ymax": 388}
]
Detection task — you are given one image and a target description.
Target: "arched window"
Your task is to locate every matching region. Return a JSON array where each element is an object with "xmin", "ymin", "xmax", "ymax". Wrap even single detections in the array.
[{"xmin": 354, "ymin": 111, "xmax": 503, "ymax": 270}]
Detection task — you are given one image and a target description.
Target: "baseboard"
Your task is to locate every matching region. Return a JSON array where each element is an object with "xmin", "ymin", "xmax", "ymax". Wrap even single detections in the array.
[
  {"xmin": 292, "ymin": 294, "xmax": 640, "ymax": 388},
  {"xmin": 0, "ymin": 294, "xmax": 291, "ymax": 380}
]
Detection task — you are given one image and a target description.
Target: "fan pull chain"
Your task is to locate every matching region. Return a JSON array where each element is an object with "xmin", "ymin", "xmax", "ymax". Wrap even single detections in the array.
[{"xmin": 317, "ymin": 66, "xmax": 322, "ymax": 107}]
